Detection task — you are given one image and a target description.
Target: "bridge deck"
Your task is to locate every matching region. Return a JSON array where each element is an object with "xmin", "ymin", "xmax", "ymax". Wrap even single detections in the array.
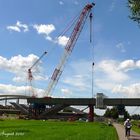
[
  {"xmin": 27, "ymin": 98, "xmax": 140, "ymax": 106},
  {"xmin": 104, "ymin": 98, "xmax": 140, "ymax": 106},
  {"xmin": 27, "ymin": 98, "xmax": 96, "ymax": 106}
]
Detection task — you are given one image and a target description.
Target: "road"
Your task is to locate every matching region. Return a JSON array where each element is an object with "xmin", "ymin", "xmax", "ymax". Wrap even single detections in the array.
[{"xmin": 113, "ymin": 123, "xmax": 140, "ymax": 140}]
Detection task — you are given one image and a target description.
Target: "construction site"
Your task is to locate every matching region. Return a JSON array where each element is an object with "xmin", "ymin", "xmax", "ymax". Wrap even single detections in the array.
[
  {"xmin": 1, "ymin": 1, "xmax": 140, "ymax": 139},
  {"xmin": 0, "ymin": 2, "xmax": 140, "ymax": 122},
  {"xmin": 0, "ymin": 3, "xmax": 95, "ymax": 121}
]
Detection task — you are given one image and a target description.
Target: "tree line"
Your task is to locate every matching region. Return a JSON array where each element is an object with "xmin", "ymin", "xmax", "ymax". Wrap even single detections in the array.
[{"xmin": 128, "ymin": 0, "xmax": 140, "ymax": 25}]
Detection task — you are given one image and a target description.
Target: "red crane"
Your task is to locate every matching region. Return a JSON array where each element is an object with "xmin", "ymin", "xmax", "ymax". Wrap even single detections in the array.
[
  {"xmin": 45, "ymin": 3, "xmax": 95, "ymax": 96},
  {"xmin": 28, "ymin": 51, "xmax": 47, "ymax": 97}
]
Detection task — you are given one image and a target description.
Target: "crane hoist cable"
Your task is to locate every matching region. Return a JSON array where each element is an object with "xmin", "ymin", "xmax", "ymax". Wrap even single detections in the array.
[
  {"xmin": 89, "ymin": 6, "xmax": 95, "ymax": 98},
  {"xmin": 46, "ymin": 11, "xmax": 81, "ymax": 59},
  {"xmin": 89, "ymin": 13, "xmax": 93, "ymax": 43},
  {"xmin": 57, "ymin": 11, "xmax": 81, "ymax": 37},
  {"xmin": 47, "ymin": 3, "xmax": 93, "ymax": 57},
  {"xmin": 45, "ymin": 5, "xmax": 90, "ymax": 60}
]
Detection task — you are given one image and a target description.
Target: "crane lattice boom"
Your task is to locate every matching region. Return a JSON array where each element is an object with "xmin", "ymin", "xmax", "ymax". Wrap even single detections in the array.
[
  {"xmin": 45, "ymin": 3, "xmax": 95, "ymax": 96},
  {"xmin": 28, "ymin": 51, "xmax": 47, "ymax": 97}
]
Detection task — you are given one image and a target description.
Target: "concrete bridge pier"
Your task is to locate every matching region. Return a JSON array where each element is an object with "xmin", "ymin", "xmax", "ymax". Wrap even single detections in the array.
[
  {"xmin": 5, "ymin": 98, "xmax": 7, "ymax": 106},
  {"xmin": 16, "ymin": 99, "xmax": 19, "ymax": 104},
  {"xmin": 88, "ymin": 105, "xmax": 94, "ymax": 122}
]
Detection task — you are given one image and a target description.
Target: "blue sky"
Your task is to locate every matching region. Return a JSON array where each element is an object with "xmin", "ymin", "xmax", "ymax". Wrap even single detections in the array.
[{"xmin": 0, "ymin": 0, "xmax": 140, "ymax": 114}]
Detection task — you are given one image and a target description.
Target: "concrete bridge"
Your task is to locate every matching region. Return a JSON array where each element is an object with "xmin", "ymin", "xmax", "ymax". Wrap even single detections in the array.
[
  {"xmin": 1, "ymin": 95, "xmax": 140, "ymax": 106},
  {"xmin": 1, "ymin": 95, "xmax": 140, "ymax": 121},
  {"xmin": 0, "ymin": 94, "xmax": 30, "ymax": 101},
  {"xmin": 0, "ymin": 95, "xmax": 30, "ymax": 106},
  {"xmin": 27, "ymin": 97, "xmax": 140, "ymax": 106},
  {"xmin": 26, "ymin": 97, "xmax": 140, "ymax": 121}
]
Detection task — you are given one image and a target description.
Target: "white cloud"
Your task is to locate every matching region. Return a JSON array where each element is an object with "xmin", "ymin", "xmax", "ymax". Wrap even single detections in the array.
[
  {"xmin": 0, "ymin": 54, "xmax": 39, "ymax": 73},
  {"xmin": 0, "ymin": 84, "xmax": 25, "ymax": 95},
  {"xmin": 116, "ymin": 42, "xmax": 126, "ymax": 53},
  {"xmin": 95, "ymin": 79, "xmax": 116, "ymax": 91},
  {"xmin": 136, "ymin": 60, "xmax": 140, "ymax": 67},
  {"xmin": 13, "ymin": 75, "xmax": 48, "ymax": 82},
  {"xmin": 59, "ymin": 58, "xmax": 140, "ymax": 98},
  {"xmin": 46, "ymin": 36, "xmax": 53, "ymax": 41},
  {"xmin": 16, "ymin": 21, "xmax": 29, "ymax": 32},
  {"xmin": 7, "ymin": 26, "xmax": 20, "ymax": 32},
  {"xmin": 33, "ymin": 24, "xmax": 55, "ymax": 35},
  {"xmin": 97, "ymin": 60, "xmax": 129, "ymax": 82},
  {"xmin": 13, "ymin": 76, "xmax": 25, "ymax": 82},
  {"xmin": 62, "ymin": 60, "xmax": 92, "ymax": 92},
  {"xmin": 46, "ymin": 35, "xmax": 69, "ymax": 47},
  {"xmin": 59, "ymin": 1, "xmax": 64, "ymax": 5},
  {"xmin": 118, "ymin": 60, "xmax": 135, "ymax": 71},
  {"xmin": 95, "ymin": 59, "xmax": 140, "ymax": 97},
  {"xmin": 0, "ymin": 54, "xmax": 47, "ymax": 83},
  {"xmin": 56, "ymin": 36, "xmax": 69, "ymax": 47},
  {"xmin": 33, "ymin": 24, "xmax": 69, "ymax": 47},
  {"xmin": 61, "ymin": 88, "xmax": 71, "ymax": 94},
  {"xmin": 0, "ymin": 83, "xmax": 44, "ymax": 97},
  {"xmin": 94, "ymin": 59, "xmax": 131, "ymax": 94},
  {"xmin": 117, "ymin": 59, "xmax": 140, "ymax": 71},
  {"xmin": 7, "ymin": 21, "xmax": 68, "ymax": 47},
  {"xmin": 112, "ymin": 83, "xmax": 140, "ymax": 98},
  {"xmin": 63, "ymin": 75, "xmax": 90, "ymax": 91},
  {"xmin": 7, "ymin": 21, "xmax": 29, "ymax": 32}
]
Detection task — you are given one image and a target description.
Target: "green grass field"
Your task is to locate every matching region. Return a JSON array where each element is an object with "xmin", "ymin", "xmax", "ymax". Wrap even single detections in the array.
[
  {"xmin": 0, "ymin": 120, "xmax": 118, "ymax": 140},
  {"xmin": 131, "ymin": 120, "xmax": 140, "ymax": 134}
]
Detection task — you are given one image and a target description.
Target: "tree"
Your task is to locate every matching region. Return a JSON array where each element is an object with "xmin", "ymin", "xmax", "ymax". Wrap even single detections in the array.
[
  {"xmin": 131, "ymin": 114, "xmax": 140, "ymax": 120},
  {"xmin": 104, "ymin": 106, "xmax": 130, "ymax": 120},
  {"xmin": 124, "ymin": 110, "xmax": 130, "ymax": 120},
  {"xmin": 104, "ymin": 107, "xmax": 118, "ymax": 119},
  {"xmin": 128, "ymin": 0, "xmax": 140, "ymax": 24},
  {"xmin": 104, "ymin": 108, "xmax": 111, "ymax": 118}
]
